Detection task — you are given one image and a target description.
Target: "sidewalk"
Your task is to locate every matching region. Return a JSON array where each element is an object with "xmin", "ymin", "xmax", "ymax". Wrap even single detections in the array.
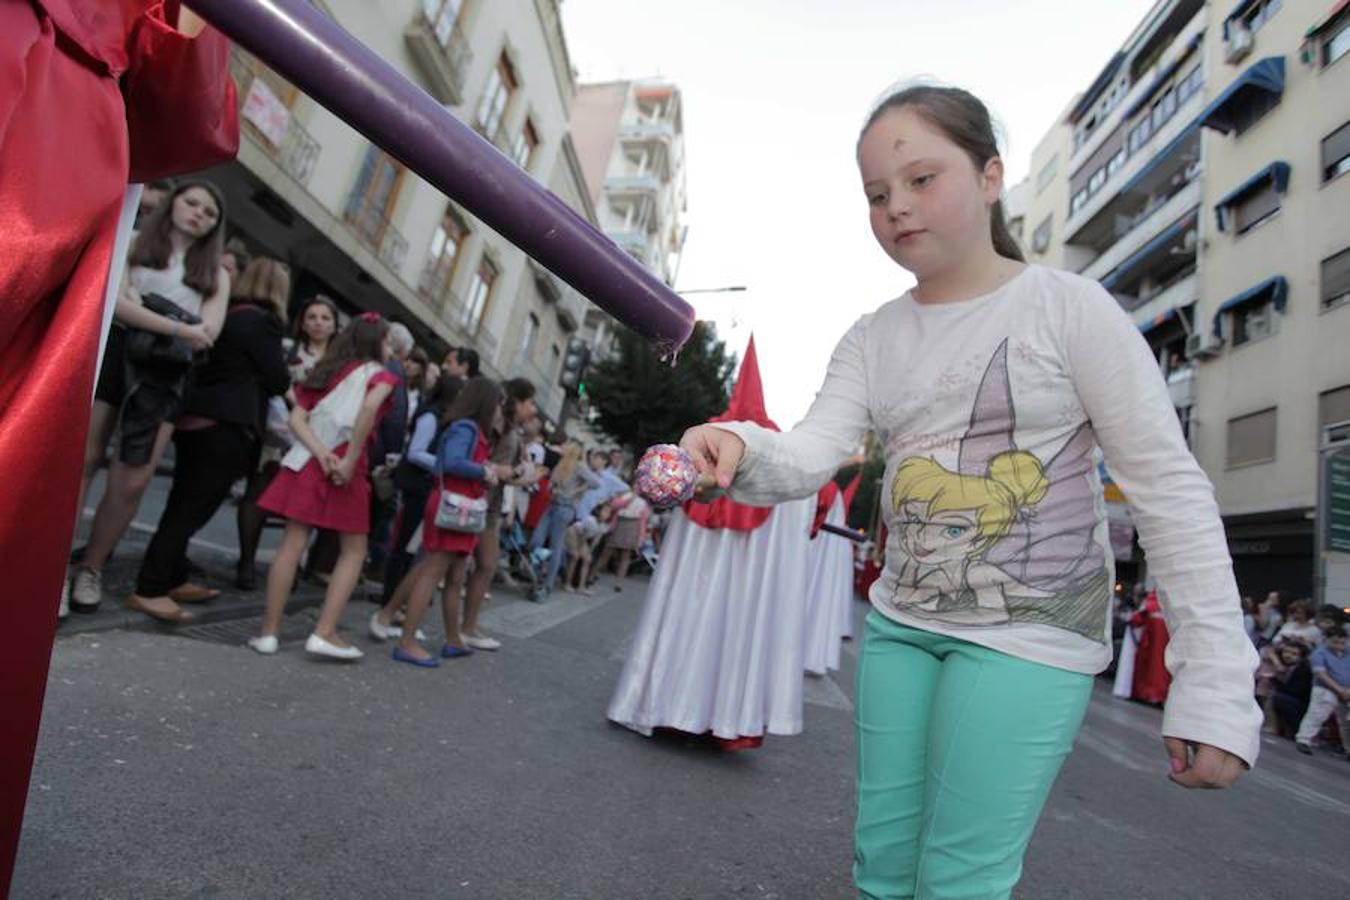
[{"xmin": 57, "ymin": 524, "xmax": 331, "ymax": 638}]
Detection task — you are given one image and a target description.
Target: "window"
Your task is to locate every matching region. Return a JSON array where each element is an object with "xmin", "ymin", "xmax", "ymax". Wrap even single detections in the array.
[
  {"xmin": 1323, "ymin": 122, "xmax": 1350, "ymax": 182},
  {"xmin": 1232, "ymin": 301, "xmax": 1279, "ymax": 346},
  {"xmin": 1239, "ymin": 0, "xmax": 1282, "ymax": 34},
  {"xmin": 421, "ymin": 207, "xmax": 466, "ymax": 303},
  {"xmin": 1323, "ymin": 248, "xmax": 1350, "ymax": 311},
  {"xmin": 1088, "ymin": 168, "xmax": 1106, "ymax": 194},
  {"xmin": 1231, "ymin": 180, "xmax": 1281, "ymax": 233},
  {"xmin": 1032, "ymin": 215, "xmax": 1052, "ymax": 254},
  {"xmin": 1106, "ymin": 148, "xmax": 1126, "ymax": 178},
  {"xmin": 511, "ymin": 119, "xmax": 539, "ymax": 170},
  {"xmin": 1129, "ymin": 118, "xmax": 1152, "ymax": 153},
  {"xmin": 345, "ymin": 147, "xmax": 404, "ymax": 246},
  {"xmin": 1071, "ymin": 189, "xmax": 1088, "ymax": 215},
  {"xmin": 550, "ymin": 343, "xmax": 562, "ymax": 377},
  {"xmin": 422, "ymin": 0, "xmax": 463, "ymax": 48},
  {"xmin": 520, "ymin": 312, "xmax": 540, "ymax": 360},
  {"xmin": 1322, "ymin": 385, "xmax": 1350, "ymax": 433},
  {"xmin": 461, "ymin": 257, "xmax": 497, "ymax": 333},
  {"xmin": 1325, "ymin": 15, "xmax": 1350, "ymax": 67},
  {"xmin": 1036, "ymin": 155, "xmax": 1059, "ymax": 194},
  {"xmin": 1226, "ymin": 407, "xmax": 1277, "ymax": 468},
  {"xmin": 474, "ymin": 53, "xmax": 517, "ymax": 137},
  {"xmin": 1176, "ymin": 66, "xmax": 1203, "ymax": 104}
]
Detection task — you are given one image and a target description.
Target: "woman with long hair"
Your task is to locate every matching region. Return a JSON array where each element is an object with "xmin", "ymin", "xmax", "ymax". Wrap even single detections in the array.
[
  {"xmin": 384, "ymin": 377, "xmax": 502, "ymax": 666},
  {"xmin": 234, "ymin": 293, "xmax": 342, "ymax": 588},
  {"xmin": 65, "ymin": 181, "xmax": 230, "ymax": 617},
  {"xmin": 249, "ymin": 315, "xmax": 399, "ymax": 660},
  {"xmin": 370, "ymin": 370, "xmax": 464, "ymax": 635},
  {"xmin": 129, "ymin": 258, "xmax": 291, "ymax": 621}
]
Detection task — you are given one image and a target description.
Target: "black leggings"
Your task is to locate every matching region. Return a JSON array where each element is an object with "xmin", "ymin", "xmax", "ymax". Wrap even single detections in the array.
[
  {"xmin": 382, "ymin": 485, "xmax": 431, "ymax": 604},
  {"xmin": 137, "ymin": 425, "xmax": 257, "ymax": 596}
]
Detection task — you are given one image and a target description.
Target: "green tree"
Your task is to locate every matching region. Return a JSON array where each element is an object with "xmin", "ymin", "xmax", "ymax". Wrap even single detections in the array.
[{"xmin": 585, "ymin": 321, "xmax": 737, "ymax": 453}]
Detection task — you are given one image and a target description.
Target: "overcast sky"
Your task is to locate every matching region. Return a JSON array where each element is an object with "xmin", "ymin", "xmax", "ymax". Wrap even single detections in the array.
[{"xmin": 561, "ymin": 0, "xmax": 1158, "ymax": 426}]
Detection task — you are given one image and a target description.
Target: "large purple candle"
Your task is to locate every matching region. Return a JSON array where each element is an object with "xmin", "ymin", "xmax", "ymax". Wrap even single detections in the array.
[{"xmin": 186, "ymin": 0, "xmax": 696, "ymax": 351}]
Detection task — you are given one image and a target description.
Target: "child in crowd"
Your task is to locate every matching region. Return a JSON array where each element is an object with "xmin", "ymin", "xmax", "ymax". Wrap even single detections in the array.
[
  {"xmin": 387, "ymin": 378, "xmax": 502, "ymax": 668},
  {"xmin": 563, "ymin": 502, "xmax": 613, "ymax": 595},
  {"xmin": 248, "ymin": 314, "xmax": 397, "ymax": 660},
  {"xmin": 1296, "ymin": 628, "xmax": 1350, "ymax": 757}
]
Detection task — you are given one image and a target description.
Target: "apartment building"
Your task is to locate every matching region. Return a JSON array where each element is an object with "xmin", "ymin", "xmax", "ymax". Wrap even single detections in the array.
[
  {"xmin": 1019, "ymin": 0, "xmax": 1350, "ymax": 599},
  {"xmin": 205, "ymin": 0, "xmax": 601, "ymax": 424},
  {"xmin": 569, "ymin": 80, "xmax": 689, "ymax": 362}
]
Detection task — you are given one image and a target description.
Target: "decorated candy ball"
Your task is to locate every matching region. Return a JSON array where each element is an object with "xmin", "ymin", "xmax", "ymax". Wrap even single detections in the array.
[{"xmin": 634, "ymin": 443, "xmax": 699, "ymax": 508}]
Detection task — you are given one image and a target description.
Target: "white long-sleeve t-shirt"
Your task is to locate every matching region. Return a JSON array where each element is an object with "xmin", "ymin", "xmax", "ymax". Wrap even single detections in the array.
[{"xmin": 715, "ymin": 265, "xmax": 1261, "ymax": 765}]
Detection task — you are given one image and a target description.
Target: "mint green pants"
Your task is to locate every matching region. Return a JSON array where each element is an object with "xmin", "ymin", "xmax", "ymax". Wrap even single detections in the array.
[{"xmin": 854, "ymin": 612, "xmax": 1093, "ymax": 899}]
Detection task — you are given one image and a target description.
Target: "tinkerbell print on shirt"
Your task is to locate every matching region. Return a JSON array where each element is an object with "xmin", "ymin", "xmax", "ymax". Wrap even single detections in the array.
[{"xmin": 885, "ymin": 339, "xmax": 1111, "ymax": 642}]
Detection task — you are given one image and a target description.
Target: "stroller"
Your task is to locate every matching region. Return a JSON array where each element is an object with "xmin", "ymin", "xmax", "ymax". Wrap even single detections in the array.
[{"xmin": 499, "ymin": 515, "xmax": 546, "ymax": 602}]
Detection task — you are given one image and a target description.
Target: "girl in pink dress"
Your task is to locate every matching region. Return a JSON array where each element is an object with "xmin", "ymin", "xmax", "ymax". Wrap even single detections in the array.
[
  {"xmin": 249, "ymin": 314, "xmax": 398, "ymax": 660},
  {"xmin": 391, "ymin": 378, "xmax": 503, "ymax": 667}
]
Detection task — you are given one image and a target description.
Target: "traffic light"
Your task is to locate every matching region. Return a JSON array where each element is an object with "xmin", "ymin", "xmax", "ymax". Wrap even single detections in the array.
[{"xmin": 559, "ymin": 336, "xmax": 590, "ymax": 396}]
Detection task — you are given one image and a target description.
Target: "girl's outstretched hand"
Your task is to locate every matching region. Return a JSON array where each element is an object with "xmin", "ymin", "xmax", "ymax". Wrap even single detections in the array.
[
  {"xmin": 679, "ymin": 425, "xmax": 745, "ymax": 496},
  {"xmin": 1163, "ymin": 737, "xmax": 1246, "ymax": 789}
]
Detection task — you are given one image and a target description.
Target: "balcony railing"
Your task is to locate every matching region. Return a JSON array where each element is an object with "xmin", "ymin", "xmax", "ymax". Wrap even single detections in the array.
[
  {"xmin": 230, "ymin": 52, "xmax": 321, "ymax": 187},
  {"xmin": 404, "ymin": 13, "xmax": 472, "ymax": 105},
  {"xmin": 609, "ymin": 228, "xmax": 651, "ymax": 256},
  {"xmin": 1082, "ymin": 180, "xmax": 1203, "ymax": 281},
  {"xmin": 619, "ymin": 119, "xmax": 675, "ymax": 142},
  {"xmin": 1066, "ymin": 81, "xmax": 1207, "ymax": 242},
  {"xmin": 345, "ymin": 206, "xmax": 409, "ymax": 275},
  {"xmin": 1167, "ymin": 364, "xmax": 1197, "ymax": 409},
  {"xmin": 1128, "ymin": 271, "xmax": 1199, "ymax": 324},
  {"xmin": 605, "ymin": 172, "xmax": 663, "ymax": 195}
]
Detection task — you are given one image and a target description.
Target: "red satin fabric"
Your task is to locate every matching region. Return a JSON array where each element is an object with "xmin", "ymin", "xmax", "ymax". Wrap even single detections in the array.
[
  {"xmin": 0, "ymin": 3, "xmax": 237, "ymax": 889},
  {"xmin": 684, "ymin": 336, "xmax": 778, "ymax": 532},
  {"xmin": 810, "ymin": 481, "xmax": 840, "ymax": 538},
  {"xmin": 1130, "ymin": 593, "xmax": 1172, "ymax": 705}
]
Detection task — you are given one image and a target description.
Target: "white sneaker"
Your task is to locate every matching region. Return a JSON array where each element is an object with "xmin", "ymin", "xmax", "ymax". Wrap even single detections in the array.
[
  {"xmin": 463, "ymin": 633, "xmax": 501, "ymax": 652},
  {"xmin": 305, "ymin": 633, "xmax": 363, "ymax": 661},
  {"xmin": 57, "ymin": 576, "xmax": 70, "ymax": 621},
  {"xmin": 248, "ymin": 635, "xmax": 279, "ymax": 655},
  {"xmin": 368, "ymin": 611, "xmax": 403, "ymax": 641},
  {"xmin": 70, "ymin": 566, "xmax": 102, "ymax": 612}
]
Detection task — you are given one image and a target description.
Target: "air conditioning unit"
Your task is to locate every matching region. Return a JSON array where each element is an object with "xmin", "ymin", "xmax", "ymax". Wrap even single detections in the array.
[
  {"xmin": 1186, "ymin": 331, "xmax": 1224, "ymax": 360},
  {"xmin": 1225, "ymin": 26, "xmax": 1254, "ymax": 63}
]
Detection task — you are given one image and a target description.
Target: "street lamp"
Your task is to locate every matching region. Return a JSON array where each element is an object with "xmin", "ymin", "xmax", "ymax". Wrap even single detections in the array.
[{"xmin": 677, "ymin": 286, "xmax": 747, "ymax": 295}]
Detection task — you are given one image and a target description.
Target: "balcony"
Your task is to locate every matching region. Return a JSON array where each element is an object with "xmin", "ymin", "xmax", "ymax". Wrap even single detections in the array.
[
  {"xmin": 1066, "ymin": 85, "xmax": 1206, "ymax": 244},
  {"xmin": 230, "ymin": 52, "xmax": 322, "ymax": 188},
  {"xmin": 344, "ymin": 206, "xmax": 409, "ymax": 276},
  {"xmin": 1167, "ymin": 364, "xmax": 1197, "ymax": 408},
  {"xmin": 609, "ymin": 228, "xmax": 651, "ymax": 258},
  {"xmin": 619, "ymin": 119, "xmax": 675, "ymax": 143},
  {"xmin": 605, "ymin": 172, "xmax": 663, "ymax": 197},
  {"xmin": 404, "ymin": 13, "xmax": 472, "ymax": 105},
  {"xmin": 1129, "ymin": 271, "xmax": 1199, "ymax": 328},
  {"xmin": 1082, "ymin": 179, "xmax": 1202, "ymax": 282}
]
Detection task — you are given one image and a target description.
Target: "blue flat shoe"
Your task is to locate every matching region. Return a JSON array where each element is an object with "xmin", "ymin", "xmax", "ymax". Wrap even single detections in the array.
[
  {"xmin": 392, "ymin": 645, "xmax": 440, "ymax": 668},
  {"xmin": 440, "ymin": 643, "xmax": 474, "ymax": 659}
]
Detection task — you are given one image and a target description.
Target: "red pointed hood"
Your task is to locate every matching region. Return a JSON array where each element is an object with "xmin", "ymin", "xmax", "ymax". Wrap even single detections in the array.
[
  {"xmin": 686, "ymin": 335, "xmax": 778, "ymax": 531},
  {"xmin": 708, "ymin": 335, "xmax": 778, "ymax": 431}
]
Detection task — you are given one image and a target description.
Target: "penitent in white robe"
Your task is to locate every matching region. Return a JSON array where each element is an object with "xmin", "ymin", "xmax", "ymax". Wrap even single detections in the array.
[{"xmin": 802, "ymin": 495, "xmax": 854, "ymax": 676}]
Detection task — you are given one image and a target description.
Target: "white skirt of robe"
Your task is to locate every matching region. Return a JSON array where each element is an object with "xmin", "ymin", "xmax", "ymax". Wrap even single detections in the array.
[
  {"xmin": 803, "ymin": 497, "xmax": 854, "ymax": 675},
  {"xmin": 607, "ymin": 498, "xmax": 815, "ymax": 739}
]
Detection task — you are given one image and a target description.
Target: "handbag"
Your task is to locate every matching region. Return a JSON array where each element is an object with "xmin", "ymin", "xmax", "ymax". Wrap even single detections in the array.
[
  {"xmin": 434, "ymin": 482, "xmax": 488, "ymax": 534},
  {"xmin": 124, "ymin": 293, "xmax": 202, "ymax": 373}
]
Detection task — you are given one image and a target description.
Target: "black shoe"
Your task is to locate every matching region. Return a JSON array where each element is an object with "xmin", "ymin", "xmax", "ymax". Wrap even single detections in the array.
[
  {"xmin": 234, "ymin": 564, "xmax": 257, "ymax": 591},
  {"xmin": 1296, "ymin": 742, "xmax": 1313, "ymax": 755}
]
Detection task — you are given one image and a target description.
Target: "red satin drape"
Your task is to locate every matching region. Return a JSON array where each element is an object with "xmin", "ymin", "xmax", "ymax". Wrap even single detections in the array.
[{"xmin": 0, "ymin": 3, "xmax": 236, "ymax": 889}]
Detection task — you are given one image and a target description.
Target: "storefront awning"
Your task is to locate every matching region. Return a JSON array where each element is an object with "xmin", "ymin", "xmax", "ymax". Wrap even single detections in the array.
[
  {"xmin": 1211, "ymin": 275, "xmax": 1288, "ymax": 336},
  {"xmin": 1139, "ymin": 303, "xmax": 1191, "ymax": 335},
  {"xmin": 1214, "ymin": 161, "xmax": 1291, "ymax": 230},
  {"xmin": 1101, "ymin": 209, "xmax": 1198, "ymax": 291},
  {"xmin": 1198, "ymin": 57, "xmax": 1286, "ymax": 134},
  {"xmin": 1305, "ymin": 0, "xmax": 1349, "ymax": 38},
  {"xmin": 1223, "ymin": 0, "xmax": 1261, "ymax": 39}
]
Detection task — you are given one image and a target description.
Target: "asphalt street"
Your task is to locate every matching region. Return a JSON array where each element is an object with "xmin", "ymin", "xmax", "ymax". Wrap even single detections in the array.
[{"xmin": 15, "ymin": 473, "xmax": 1350, "ymax": 898}]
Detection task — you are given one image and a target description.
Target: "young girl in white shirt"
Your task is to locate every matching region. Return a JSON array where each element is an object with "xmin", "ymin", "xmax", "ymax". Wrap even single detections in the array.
[{"xmin": 680, "ymin": 84, "xmax": 1260, "ymax": 899}]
